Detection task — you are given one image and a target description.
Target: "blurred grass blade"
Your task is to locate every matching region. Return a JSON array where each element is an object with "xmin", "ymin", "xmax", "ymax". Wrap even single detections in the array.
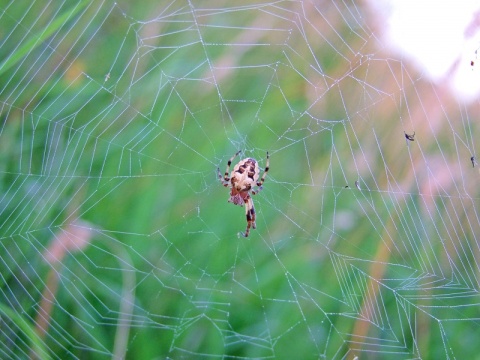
[
  {"xmin": 0, "ymin": 0, "xmax": 89, "ymax": 77},
  {"xmin": 0, "ymin": 301, "xmax": 50, "ymax": 360}
]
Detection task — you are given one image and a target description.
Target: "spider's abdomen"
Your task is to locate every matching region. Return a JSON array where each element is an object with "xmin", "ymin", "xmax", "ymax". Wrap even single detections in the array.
[{"xmin": 232, "ymin": 158, "xmax": 259, "ymax": 184}]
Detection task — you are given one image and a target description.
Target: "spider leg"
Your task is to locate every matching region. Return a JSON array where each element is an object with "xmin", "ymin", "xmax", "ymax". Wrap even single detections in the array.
[
  {"xmin": 218, "ymin": 150, "xmax": 242, "ymax": 187},
  {"xmin": 251, "ymin": 186, "xmax": 262, "ymax": 195},
  {"xmin": 217, "ymin": 167, "xmax": 230, "ymax": 187},
  {"xmin": 256, "ymin": 152, "xmax": 269, "ymax": 187},
  {"xmin": 242, "ymin": 196, "xmax": 256, "ymax": 237}
]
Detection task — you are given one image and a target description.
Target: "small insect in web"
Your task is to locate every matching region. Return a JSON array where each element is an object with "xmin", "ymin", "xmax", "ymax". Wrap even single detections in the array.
[
  {"xmin": 404, "ymin": 131, "xmax": 415, "ymax": 144},
  {"xmin": 471, "ymin": 49, "xmax": 478, "ymax": 70},
  {"xmin": 218, "ymin": 150, "xmax": 269, "ymax": 237},
  {"xmin": 471, "ymin": 156, "xmax": 476, "ymax": 168}
]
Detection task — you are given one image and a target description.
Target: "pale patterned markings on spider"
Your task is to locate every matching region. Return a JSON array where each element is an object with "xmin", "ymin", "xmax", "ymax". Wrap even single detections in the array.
[{"xmin": 218, "ymin": 150, "xmax": 270, "ymax": 237}]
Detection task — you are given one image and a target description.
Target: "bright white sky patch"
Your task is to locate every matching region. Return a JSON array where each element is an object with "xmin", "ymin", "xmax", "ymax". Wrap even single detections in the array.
[{"xmin": 371, "ymin": 0, "xmax": 480, "ymax": 101}]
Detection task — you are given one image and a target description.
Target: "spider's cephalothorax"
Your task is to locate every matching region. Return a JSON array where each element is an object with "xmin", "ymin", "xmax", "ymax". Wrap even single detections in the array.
[{"xmin": 218, "ymin": 150, "xmax": 269, "ymax": 237}]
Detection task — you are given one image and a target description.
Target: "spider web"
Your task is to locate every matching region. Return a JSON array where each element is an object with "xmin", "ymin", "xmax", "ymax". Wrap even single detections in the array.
[{"xmin": 1, "ymin": 0, "xmax": 480, "ymax": 359}]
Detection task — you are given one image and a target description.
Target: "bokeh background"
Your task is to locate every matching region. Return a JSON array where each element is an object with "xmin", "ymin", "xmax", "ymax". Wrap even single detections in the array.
[{"xmin": 1, "ymin": 0, "xmax": 480, "ymax": 359}]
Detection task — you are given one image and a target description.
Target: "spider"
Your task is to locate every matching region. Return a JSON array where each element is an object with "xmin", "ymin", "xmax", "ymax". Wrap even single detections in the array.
[{"xmin": 218, "ymin": 150, "xmax": 269, "ymax": 237}]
